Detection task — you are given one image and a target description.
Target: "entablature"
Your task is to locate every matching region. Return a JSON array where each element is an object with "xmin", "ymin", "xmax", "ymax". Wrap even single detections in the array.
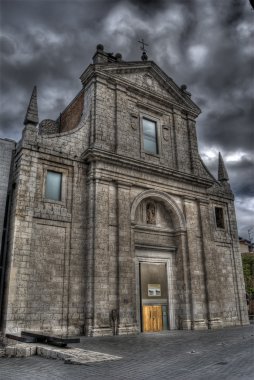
[{"xmin": 82, "ymin": 147, "xmax": 214, "ymax": 189}]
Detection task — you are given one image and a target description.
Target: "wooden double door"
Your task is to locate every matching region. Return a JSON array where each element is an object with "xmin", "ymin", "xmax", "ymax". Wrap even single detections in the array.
[{"xmin": 142, "ymin": 305, "xmax": 163, "ymax": 332}]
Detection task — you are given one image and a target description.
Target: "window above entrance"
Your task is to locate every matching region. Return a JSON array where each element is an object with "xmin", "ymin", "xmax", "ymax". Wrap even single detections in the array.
[{"xmin": 142, "ymin": 118, "xmax": 158, "ymax": 155}]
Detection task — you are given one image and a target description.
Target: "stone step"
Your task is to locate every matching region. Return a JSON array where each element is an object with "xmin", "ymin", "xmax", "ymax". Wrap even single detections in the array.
[{"xmin": 3, "ymin": 343, "xmax": 122, "ymax": 364}]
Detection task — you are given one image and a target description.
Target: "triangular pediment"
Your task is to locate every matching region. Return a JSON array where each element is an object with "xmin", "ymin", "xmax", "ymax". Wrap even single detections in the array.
[
  {"xmin": 95, "ymin": 62, "xmax": 201, "ymax": 115},
  {"xmin": 117, "ymin": 71, "xmax": 175, "ymax": 100}
]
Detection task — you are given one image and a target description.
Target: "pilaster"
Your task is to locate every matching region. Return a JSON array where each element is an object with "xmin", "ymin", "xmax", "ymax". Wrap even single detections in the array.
[
  {"xmin": 117, "ymin": 182, "xmax": 137, "ymax": 334},
  {"xmin": 227, "ymin": 201, "xmax": 249, "ymax": 325},
  {"xmin": 183, "ymin": 197, "xmax": 208, "ymax": 329},
  {"xmin": 197, "ymin": 200, "xmax": 223, "ymax": 329},
  {"xmin": 86, "ymin": 174, "xmax": 113, "ymax": 336}
]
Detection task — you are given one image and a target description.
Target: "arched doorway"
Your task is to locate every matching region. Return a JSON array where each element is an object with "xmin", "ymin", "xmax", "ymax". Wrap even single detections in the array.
[{"xmin": 131, "ymin": 190, "xmax": 186, "ymax": 333}]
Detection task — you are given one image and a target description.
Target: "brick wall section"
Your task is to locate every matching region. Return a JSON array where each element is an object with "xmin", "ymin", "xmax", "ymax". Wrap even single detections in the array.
[{"xmin": 59, "ymin": 90, "xmax": 84, "ymax": 133}]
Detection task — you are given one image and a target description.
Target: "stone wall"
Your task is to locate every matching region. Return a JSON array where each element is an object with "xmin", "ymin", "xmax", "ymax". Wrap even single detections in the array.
[
  {"xmin": 3, "ymin": 142, "xmax": 88, "ymax": 334},
  {"xmin": 1, "ymin": 57, "xmax": 249, "ymax": 337},
  {"xmin": 0, "ymin": 139, "xmax": 15, "ymax": 251},
  {"xmin": 92, "ymin": 78, "xmax": 197, "ymax": 174},
  {"xmin": 2, "ymin": 83, "xmax": 92, "ymax": 335}
]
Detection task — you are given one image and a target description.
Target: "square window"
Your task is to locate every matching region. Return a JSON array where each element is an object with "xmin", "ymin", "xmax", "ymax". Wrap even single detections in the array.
[
  {"xmin": 143, "ymin": 118, "xmax": 158, "ymax": 154},
  {"xmin": 215, "ymin": 207, "xmax": 225, "ymax": 229},
  {"xmin": 45, "ymin": 171, "xmax": 62, "ymax": 201}
]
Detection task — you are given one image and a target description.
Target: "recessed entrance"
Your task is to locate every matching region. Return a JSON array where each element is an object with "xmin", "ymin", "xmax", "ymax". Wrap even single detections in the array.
[
  {"xmin": 132, "ymin": 191, "xmax": 185, "ymax": 332},
  {"xmin": 140, "ymin": 262, "xmax": 169, "ymax": 332}
]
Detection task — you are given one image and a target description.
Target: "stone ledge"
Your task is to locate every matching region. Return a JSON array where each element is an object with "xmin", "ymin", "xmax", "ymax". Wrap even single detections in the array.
[
  {"xmin": 2, "ymin": 343, "xmax": 122, "ymax": 365},
  {"xmin": 5, "ymin": 344, "xmax": 36, "ymax": 358}
]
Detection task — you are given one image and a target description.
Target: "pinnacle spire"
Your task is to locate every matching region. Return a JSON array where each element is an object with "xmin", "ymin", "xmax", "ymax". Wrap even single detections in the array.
[
  {"xmin": 24, "ymin": 86, "xmax": 38, "ymax": 126},
  {"xmin": 218, "ymin": 152, "xmax": 229, "ymax": 181}
]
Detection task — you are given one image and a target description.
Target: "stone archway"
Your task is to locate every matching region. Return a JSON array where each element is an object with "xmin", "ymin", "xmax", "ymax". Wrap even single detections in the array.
[
  {"xmin": 131, "ymin": 190, "xmax": 186, "ymax": 332},
  {"xmin": 131, "ymin": 190, "xmax": 186, "ymax": 231}
]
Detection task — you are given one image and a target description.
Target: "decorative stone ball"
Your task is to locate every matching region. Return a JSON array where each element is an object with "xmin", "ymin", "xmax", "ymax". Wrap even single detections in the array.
[
  {"xmin": 115, "ymin": 53, "xmax": 122, "ymax": 60},
  {"xmin": 97, "ymin": 44, "xmax": 104, "ymax": 51},
  {"xmin": 141, "ymin": 51, "xmax": 148, "ymax": 61},
  {"xmin": 181, "ymin": 84, "xmax": 187, "ymax": 91}
]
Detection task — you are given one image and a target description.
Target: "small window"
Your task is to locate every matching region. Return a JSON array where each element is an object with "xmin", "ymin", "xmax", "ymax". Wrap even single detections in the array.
[
  {"xmin": 143, "ymin": 118, "xmax": 158, "ymax": 154},
  {"xmin": 45, "ymin": 171, "xmax": 62, "ymax": 201},
  {"xmin": 215, "ymin": 207, "xmax": 225, "ymax": 229}
]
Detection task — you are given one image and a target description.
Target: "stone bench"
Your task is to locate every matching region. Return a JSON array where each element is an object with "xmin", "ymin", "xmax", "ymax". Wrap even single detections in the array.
[
  {"xmin": 6, "ymin": 333, "xmax": 36, "ymax": 343},
  {"xmin": 6, "ymin": 331, "xmax": 80, "ymax": 347}
]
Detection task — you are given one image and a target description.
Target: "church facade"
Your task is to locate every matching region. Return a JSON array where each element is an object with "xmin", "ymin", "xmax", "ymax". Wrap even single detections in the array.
[{"xmin": 0, "ymin": 45, "xmax": 249, "ymax": 337}]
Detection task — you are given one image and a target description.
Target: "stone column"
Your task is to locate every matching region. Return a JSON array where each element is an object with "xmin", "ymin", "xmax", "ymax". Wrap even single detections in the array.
[
  {"xmin": 173, "ymin": 108, "xmax": 191, "ymax": 173},
  {"xmin": 172, "ymin": 108, "xmax": 180, "ymax": 170},
  {"xmin": 89, "ymin": 176, "xmax": 112, "ymax": 336},
  {"xmin": 227, "ymin": 201, "xmax": 249, "ymax": 325},
  {"xmin": 186, "ymin": 115, "xmax": 195, "ymax": 173},
  {"xmin": 183, "ymin": 197, "xmax": 208, "ymax": 330},
  {"xmin": 117, "ymin": 182, "xmax": 137, "ymax": 334},
  {"xmin": 174, "ymin": 231, "xmax": 193, "ymax": 329},
  {"xmin": 84, "ymin": 165, "xmax": 96, "ymax": 336},
  {"xmin": 198, "ymin": 200, "xmax": 223, "ymax": 328}
]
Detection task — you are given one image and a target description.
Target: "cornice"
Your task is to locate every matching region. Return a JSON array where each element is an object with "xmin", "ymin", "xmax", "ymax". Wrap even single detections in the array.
[{"xmin": 82, "ymin": 148, "xmax": 214, "ymax": 189}]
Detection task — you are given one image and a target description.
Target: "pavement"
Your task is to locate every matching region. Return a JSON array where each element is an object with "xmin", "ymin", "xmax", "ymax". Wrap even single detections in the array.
[{"xmin": 0, "ymin": 325, "xmax": 253, "ymax": 380}]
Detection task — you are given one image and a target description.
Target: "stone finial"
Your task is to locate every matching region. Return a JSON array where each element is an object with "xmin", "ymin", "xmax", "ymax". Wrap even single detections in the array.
[
  {"xmin": 115, "ymin": 53, "xmax": 122, "ymax": 62},
  {"xmin": 96, "ymin": 44, "xmax": 104, "ymax": 51},
  {"xmin": 93, "ymin": 44, "xmax": 121, "ymax": 64},
  {"xmin": 181, "ymin": 84, "xmax": 192, "ymax": 97},
  {"xmin": 218, "ymin": 152, "xmax": 229, "ymax": 181},
  {"xmin": 141, "ymin": 51, "xmax": 148, "ymax": 61},
  {"xmin": 138, "ymin": 38, "xmax": 149, "ymax": 61},
  {"xmin": 24, "ymin": 86, "xmax": 39, "ymax": 126}
]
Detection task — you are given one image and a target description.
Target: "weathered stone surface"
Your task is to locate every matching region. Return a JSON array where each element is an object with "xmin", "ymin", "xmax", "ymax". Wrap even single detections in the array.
[
  {"xmin": 23, "ymin": 86, "xmax": 38, "ymax": 126},
  {"xmin": 0, "ymin": 47, "xmax": 248, "ymax": 338},
  {"xmin": 0, "ymin": 139, "xmax": 15, "ymax": 253},
  {"xmin": 3, "ymin": 343, "xmax": 121, "ymax": 364}
]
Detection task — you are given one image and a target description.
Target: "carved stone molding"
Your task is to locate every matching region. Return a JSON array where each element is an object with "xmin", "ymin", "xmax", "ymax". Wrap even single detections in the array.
[
  {"xmin": 162, "ymin": 125, "xmax": 169, "ymax": 141},
  {"xmin": 130, "ymin": 113, "xmax": 139, "ymax": 130}
]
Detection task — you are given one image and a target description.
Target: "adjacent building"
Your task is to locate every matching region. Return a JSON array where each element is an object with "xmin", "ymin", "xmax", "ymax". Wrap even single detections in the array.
[{"xmin": 239, "ymin": 237, "xmax": 254, "ymax": 254}]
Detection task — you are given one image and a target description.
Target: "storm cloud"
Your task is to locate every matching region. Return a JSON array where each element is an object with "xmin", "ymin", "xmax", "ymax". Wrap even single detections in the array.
[{"xmin": 0, "ymin": 0, "xmax": 253, "ymax": 239}]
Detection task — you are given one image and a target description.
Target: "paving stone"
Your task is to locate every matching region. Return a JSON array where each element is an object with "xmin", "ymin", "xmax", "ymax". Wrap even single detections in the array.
[
  {"xmin": 3, "ymin": 342, "xmax": 121, "ymax": 365},
  {"xmin": 0, "ymin": 326, "xmax": 253, "ymax": 380}
]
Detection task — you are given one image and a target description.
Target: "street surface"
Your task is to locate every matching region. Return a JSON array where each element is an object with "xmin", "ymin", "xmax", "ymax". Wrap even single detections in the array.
[{"xmin": 0, "ymin": 325, "xmax": 253, "ymax": 380}]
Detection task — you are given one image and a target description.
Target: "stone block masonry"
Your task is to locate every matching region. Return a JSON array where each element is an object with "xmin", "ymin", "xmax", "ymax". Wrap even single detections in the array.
[
  {"xmin": 0, "ymin": 139, "xmax": 16, "ymax": 252},
  {"xmin": 0, "ymin": 45, "xmax": 249, "ymax": 338},
  {"xmin": 3, "ymin": 342, "xmax": 121, "ymax": 364}
]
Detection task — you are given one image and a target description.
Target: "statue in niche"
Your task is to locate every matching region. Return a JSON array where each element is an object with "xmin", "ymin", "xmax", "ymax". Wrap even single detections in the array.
[{"xmin": 146, "ymin": 202, "xmax": 156, "ymax": 225}]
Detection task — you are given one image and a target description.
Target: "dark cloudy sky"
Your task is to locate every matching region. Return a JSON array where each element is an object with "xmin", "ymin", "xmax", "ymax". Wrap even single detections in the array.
[{"xmin": 0, "ymin": 0, "xmax": 253, "ymax": 239}]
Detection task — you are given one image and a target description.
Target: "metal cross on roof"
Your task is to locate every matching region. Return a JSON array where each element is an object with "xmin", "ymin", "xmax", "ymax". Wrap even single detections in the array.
[{"xmin": 138, "ymin": 38, "xmax": 149, "ymax": 52}]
